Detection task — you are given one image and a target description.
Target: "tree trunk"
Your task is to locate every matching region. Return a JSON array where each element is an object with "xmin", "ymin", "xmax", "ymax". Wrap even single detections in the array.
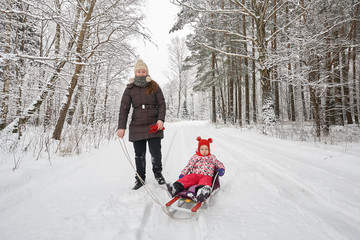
[
  {"xmin": 67, "ymin": 75, "xmax": 84, "ymax": 125},
  {"xmin": 254, "ymin": 0, "xmax": 275, "ymax": 129},
  {"xmin": 340, "ymin": 13, "xmax": 353, "ymax": 124},
  {"xmin": 252, "ymin": 41, "xmax": 257, "ymax": 123},
  {"xmin": 0, "ymin": 3, "xmax": 12, "ymax": 130},
  {"xmin": 102, "ymin": 72, "xmax": 110, "ymax": 123},
  {"xmin": 272, "ymin": 0, "xmax": 279, "ymax": 119},
  {"xmin": 300, "ymin": 84, "xmax": 308, "ymax": 121},
  {"xmin": 242, "ymin": 0, "xmax": 250, "ymax": 124},
  {"xmin": 219, "ymin": 84, "xmax": 227, "ymax": 124},
  {"xmin": 299, "ymin": 0, "xmax": 307, "ymax": 121},
  {"xmin": 251, "ymin": 0, "xmax": 257, "ymax": 124},
  {"xmin": 323, "ymin": 19, "xmax": 333, "ymax": 135},
  {"xmin": 309, "ymin": 86, "xmax": 321, "ymax": 137},
  {"xmin": 211, "ymin": 52, "xmax": 217, "ymax": 123},
  {"xmin": 238, "ymin": 59, "xmax": 242, "ymax": 127},
  {"xmin": 45, "ymin": 0, "xmax": 62, "ymax": 128},
  {"xmin": 331, "ymin": 30, "xmax": 344, "ymax": 126},
  {"xmin": 17, "ymin": 3, "xmax": 34, "ymax": 130},
  {"xmin": 52, "ymin": 0, "xmax": 97, "ymax": 140},
  {"xmin": 340, "ymin": 49, "xmax": 352, "ymax": 124},
  {"xmin": 288, "ymin": 83, "xmax": 296, "ymax": 122},
  {"xmin": 285, "ymin": 3, "xmax": 295, "ymax": 122},
  {"xmin": 88, "ymin": 65, "xmax": 99, "ymax": 127},
  {"xmin": 228, "ymin": 56, "xmax": 234, "ymax": 124},
  {"xmin": 308, "ymin": 54, "xmax": 321, "ymax": 137},
  {"xmin": 352, "ymin": 6, "xmax": 359, "ymax": 123},
  {"xmin": 67, "ymin": 6, "xmax": 89, "ymax": 126},
  {"xmin": 15, "ymin": 12, "xmax": 27, "ymax": 130}
]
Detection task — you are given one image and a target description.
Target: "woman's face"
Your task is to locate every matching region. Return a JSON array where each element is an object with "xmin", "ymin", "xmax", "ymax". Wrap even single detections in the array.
[{"xmin": 135, "ymin": 69, "xmax": 148, "ymax": 77}]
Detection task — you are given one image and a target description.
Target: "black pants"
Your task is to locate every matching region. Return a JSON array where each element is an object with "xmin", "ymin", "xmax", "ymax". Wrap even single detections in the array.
[{"xmin": 133, "ymin": 137, "xmax": 162, "ymax": 181}]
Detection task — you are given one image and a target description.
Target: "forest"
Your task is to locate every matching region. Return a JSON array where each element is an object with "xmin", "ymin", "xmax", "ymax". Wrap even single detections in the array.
[
  {"xmin": 168, "ymin": 0, "xmax": 360, "ymax": 136},
  {"xmin": 0, "ymin": 0, "xmax": 359, "ymax": 165}
]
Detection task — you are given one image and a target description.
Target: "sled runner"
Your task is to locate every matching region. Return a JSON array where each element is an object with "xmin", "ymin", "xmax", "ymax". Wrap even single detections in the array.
[{"xmin": 165, "ymin": 171, "xmax": 220, "ymax": 217}]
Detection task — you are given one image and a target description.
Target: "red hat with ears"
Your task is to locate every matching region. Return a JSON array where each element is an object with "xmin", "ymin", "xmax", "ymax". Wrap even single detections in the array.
[{"xmin": 196, "ymin": 136, "xmax": 213, "ymax": 156}]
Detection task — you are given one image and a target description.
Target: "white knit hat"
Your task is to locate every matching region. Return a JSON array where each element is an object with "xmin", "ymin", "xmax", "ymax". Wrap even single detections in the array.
[
  {"xmin": 134, "ymin": 59, "xmax": 149, "ymax": 74},
  {"xmin": 129, "ymin": 59, "xmax": 152, "ymax": 83}
]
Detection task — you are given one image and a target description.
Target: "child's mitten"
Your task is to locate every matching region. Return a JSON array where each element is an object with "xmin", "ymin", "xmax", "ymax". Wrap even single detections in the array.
[{"xmin": 217, "ymin": 168, "xmax": 225, "ymax": 176}]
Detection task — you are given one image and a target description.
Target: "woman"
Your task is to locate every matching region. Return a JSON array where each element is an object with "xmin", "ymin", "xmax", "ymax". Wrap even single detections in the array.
[{"xmin": 117, "ymin": 59, "xmax": 166, "ymax": 190}]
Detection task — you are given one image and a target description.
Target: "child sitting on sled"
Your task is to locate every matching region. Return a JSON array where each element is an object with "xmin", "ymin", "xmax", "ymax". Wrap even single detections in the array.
[{"xmin": 166, "ymin": 136, "xmax": 225, "ymax": 202}]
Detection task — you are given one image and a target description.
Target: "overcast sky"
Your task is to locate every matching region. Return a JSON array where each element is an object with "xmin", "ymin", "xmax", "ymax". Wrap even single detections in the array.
[{"xmin": 134, "ymin": 0, "xmax": 190, "ymax": 86}]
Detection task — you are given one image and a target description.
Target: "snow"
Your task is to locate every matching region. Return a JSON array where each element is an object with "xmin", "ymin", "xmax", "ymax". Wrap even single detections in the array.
[{"xmin": 1, "ymin": 121, "xmax": 360, "ymax": 240}]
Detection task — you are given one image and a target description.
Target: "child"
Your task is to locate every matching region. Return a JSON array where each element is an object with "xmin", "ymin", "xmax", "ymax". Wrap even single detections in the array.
[{"xmin": 166, "ymin": 136, "xmax": 225, "ymax": 202}]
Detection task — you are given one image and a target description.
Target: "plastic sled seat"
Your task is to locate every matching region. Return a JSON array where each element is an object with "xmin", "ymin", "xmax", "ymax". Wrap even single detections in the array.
[
  {"xmin": 165, "ymin": 170, "xmax": 221, "ymax": 217},
  {"xmin": 176, "ymin": 173, "xmax": 220, "ymax": 202}
]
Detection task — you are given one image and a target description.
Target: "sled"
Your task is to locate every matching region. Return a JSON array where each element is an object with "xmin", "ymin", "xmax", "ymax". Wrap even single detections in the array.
[{"xmin": 165, "ymin": 171, "xmax": 220, "ymax": 217}]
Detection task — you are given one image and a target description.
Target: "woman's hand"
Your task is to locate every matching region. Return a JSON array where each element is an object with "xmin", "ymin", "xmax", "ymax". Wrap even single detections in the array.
[
  {"xmin": 117, "ymin": 129, "xmax": 125, "ymax": 138},
  {"xmin": 157, "ymin": 120, "xmax": 164, "ymax": 130}
]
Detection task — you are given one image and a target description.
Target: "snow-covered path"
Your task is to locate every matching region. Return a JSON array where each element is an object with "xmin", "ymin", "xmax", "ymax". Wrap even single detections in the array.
[{"xmin": 1, "ymin": 121, "xmax": 360, "ymax": 240}]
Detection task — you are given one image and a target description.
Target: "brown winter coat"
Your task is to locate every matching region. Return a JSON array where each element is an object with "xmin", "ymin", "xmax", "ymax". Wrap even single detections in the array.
[{"xmin": 117, "ymin": 82, "xmax": 166, "ymax": 142}]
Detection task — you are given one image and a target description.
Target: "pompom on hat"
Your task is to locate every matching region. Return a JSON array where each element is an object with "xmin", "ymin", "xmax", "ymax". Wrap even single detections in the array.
[
  {"xmin": 196, "ymin": 136, "xmax": 213, "ymax": 156},
  {"xmin": 129, "ymin": 59, "xmax": 152, "ymax": 83}
]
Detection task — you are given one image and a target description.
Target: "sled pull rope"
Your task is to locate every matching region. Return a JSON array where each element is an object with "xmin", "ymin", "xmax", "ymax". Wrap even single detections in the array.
[
  {"xmin": 118, "ymin": 138, "xmax": 163, "ymax": 204},
  {"xmin": 118, "ymin": 138, "xmax": 197, "ymax": 220}
]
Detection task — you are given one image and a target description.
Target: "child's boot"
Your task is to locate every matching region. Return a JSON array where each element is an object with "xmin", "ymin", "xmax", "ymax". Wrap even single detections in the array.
[
  {"xmin": 166, "ymin": 182, "xmax": 184, "ymax": 197},
  {"xmin": 196, "ymin": 185, "xmax": 212, "ymax": 202}
]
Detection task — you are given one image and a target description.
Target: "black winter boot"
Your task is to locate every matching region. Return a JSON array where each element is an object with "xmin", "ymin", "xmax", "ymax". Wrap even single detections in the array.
[
  {"xmin": 154, "ymin": 172, "xmax": 165, "ymax": 185},
  {"xmin": 133, "ymin": 177, "xmax": 144, "ymax": 190},
  {"xmin": 166, "ymin": 182, "xmax": 185, "ymax": 197}
]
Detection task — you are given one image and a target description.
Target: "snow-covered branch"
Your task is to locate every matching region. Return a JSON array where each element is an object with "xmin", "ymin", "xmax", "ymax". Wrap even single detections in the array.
[
  {"xmin": 0, "ymin": 8, "xmax": 52, "ymax": 21},
  {"xmin": 195, "ymin": 41, "xmax": 257, "ymax": 61},
  {"xmin": 264, "ymin": 1, "xmax": 288, "ymax": 23},
  {"xmin": 173, "ymin": 0, "xmax": 249, "ymax": 15},
  {"xmin": 265, "ymin": 1, "xmax": 313, "ymax": 42},
  {"xmin": 228, "ymin": 0, "xmax": 257, "ymax": 19},
  {"xmin": 203, "ymin": 26, "xmax": 256, "ymax": 44}
]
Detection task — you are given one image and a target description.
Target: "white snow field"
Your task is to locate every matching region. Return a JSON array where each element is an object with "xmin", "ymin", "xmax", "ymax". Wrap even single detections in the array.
[{"xmin": 1, "ymin": 121, "xmax": 360, "ymax": 240}]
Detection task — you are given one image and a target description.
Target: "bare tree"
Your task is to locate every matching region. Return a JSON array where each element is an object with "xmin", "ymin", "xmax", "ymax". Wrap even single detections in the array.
[
  {"xmin": 52, "ymin": 0, "xmax": 96, "ymax": 140},
  {"xmin": 168, "ymin": 36, "xmax": 190, "ymax": 118},
  {"xmin": 1, "ymin": 0, "xmax": 147, "ymax": 136},
  {"xmin": 44, "ymin": 0, "xmax": 63, "ymax": 128}
]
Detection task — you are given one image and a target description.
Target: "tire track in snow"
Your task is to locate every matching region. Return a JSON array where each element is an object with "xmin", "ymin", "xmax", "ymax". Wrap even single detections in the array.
[
  {"xmin": 239, "ymin": 145, "xmax": 360, "ymax": 240},
  {"xmin": 136, "ymin": 202, "xmax": 153, "ymax": 240},
  {"xmin": 131, "ymin": 122, "xmax": 359, "ymax": 239},
  {"xmin": 209, "ymin": 127, "xmax": 360, "ymax": 240},
  {"xmin": 235, "ymin": 136, "xmax": 360, "ymax": 216}
]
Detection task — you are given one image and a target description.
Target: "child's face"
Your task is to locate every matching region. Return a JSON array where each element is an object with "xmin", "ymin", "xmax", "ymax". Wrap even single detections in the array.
[{"xmin": 199, "ymin": 145, "xmax": 209, "ymax": 156}]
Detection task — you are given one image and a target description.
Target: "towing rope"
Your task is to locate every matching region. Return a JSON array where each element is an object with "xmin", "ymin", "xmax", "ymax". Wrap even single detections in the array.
[
  {"xmin": 118, "ymin": 138, "xmax": 221, "ymax": 220},
  {"xmin": 118, "ymin": 138, "xmax": 162, "ymax": 205},
  {"xmin": 118, "ymin": 138, "xmax": 194, "ymax": 220}
]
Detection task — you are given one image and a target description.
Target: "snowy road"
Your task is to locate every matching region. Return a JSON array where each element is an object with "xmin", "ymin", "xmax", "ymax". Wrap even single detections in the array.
[{"xmin": 1, "ymin": 121, "xmax": 360, "ymax": 240}]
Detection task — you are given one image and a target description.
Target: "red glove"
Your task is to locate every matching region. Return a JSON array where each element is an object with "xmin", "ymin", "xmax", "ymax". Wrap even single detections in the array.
[{"xmin": 148, "ymin": 125, "xmax": 165, "ymax": 133}]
